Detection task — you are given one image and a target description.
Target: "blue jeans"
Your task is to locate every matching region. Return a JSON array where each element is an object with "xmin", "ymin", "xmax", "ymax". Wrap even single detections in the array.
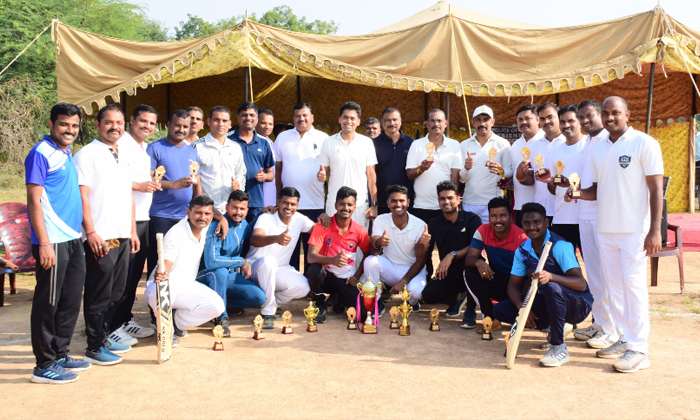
[{"xmin": 196, "ymin": 267, "xmax": 266, "ymax": 321}]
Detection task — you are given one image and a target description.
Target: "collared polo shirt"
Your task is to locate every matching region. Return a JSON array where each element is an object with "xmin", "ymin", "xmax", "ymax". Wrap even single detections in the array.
[
  {"xmin": 548, "ymin": 137, "xmax": 586, "ymax": 224},
  {"xmin": 510, "ymin": 129, "xmax": 545, "ymax": 210},
  {"xmin": 148, "ymin": 218, "xmax": 206, "ymax": 287},
  {"xmin": 427, "ymin": 210, "xmax": 482, "ymax": 261},
  {"xmin": 229, "ymin": 129, "xmax": 275, "ymax": 209},
  {"xmin": 406, "ymin": 135, "xmax": 462, "ymax": 210},
  {"xmin": 147, "ymin": 138, "xmax": 200, "ymax": 219},
  {"xmin": 246, "ymin": 211, "xmax": 315, "ymax": 266},
  {"xmin": 192, "ymin": 133, "xmax": 247, "ymax": 214},
  {"xmin": 371, "ymin": 212, "xmax": 426, "ymax": 266},
  {"xmin": 25, "ymin": 135, "xmax": 82, "ymax": 244},
  {"xmin": 458, "ymin": 133, "xmax": 513, "ymax": 206},
  {"xmin": 532, "ymin": 134, "xmax": 565, "ymax": 216},
  {"xmin": 470, "ymin": 223, "xmax": 527, "ymax": 276},
  {"xmin": 578, "ymin": 130, "xmax": 609, "ymax": 221},
  {"xmin": 308, "ymin": 216, "xmax": 370, "ymax": 278},
  {"xmin": 118, "ymin": 132, "xmax": 152, "ymax": 222},
  {"xmin": 373, "ymin": 132, "xmax": 415, "ymax": 207}
]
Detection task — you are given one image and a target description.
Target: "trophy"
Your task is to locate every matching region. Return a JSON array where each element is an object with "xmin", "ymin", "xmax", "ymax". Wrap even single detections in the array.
[
  {"xmin": 569, "ymin": 172, "xmax": 581, "ymax": 198},
  {"xmin": 482, "ymin": 316, "xmax": 494, "ymax": 341},
  {"xmin": 534, "ymin": 154, "xmax": 547, "ymax": 177},
  {"xmin": 425, "ymin": 142, "xmax": 436, "ymax": 163},
  {"xmin": 397, "ymin": 285, "xmax": 412, "ymax": 336},
  {"xmin": 281, "ymin": 311, "xmax": 293, "ymax": 334},
  {"xmin": 488, "ymin": 147, "xmax": 498, "ymax": 162},
  {"xmin": 553, "ymin": 161, "xmax": 565, "ymax": 184},
  {"xmin": 521, "ymin": 146, "xmax": 531, "ymax": 162},
  {"xmin": 429, "ymin": 308, "xmax": 440, "ymax": 332},
  {"xmin": 356, "ymin": 276, "xmax": 382, "ymax": 334},
  {"xmin": 95, "ymin": 239, "xmax": 120, "ymax": 260},
  {"xmin": 153, "ymin": 165, "xmax": 166, "ymax": 183},
  {"xmin": 253, "ymin": 315, "xmax": 265, "ymax": 340},
  {"xmin": 346, "ymin": 307, "xmax": 358, "ymax": 330},
  {"xmin": 389, "ymin": 307, "xmax": 400, "ymax": 329},
  {"xmin": 189, "ymin": 162, "xmax": 199, "ymax": 183},
  {"xmin": 212, "ymin": 325, "xmax": 224, "ymax": 350},
  {"xmin": 304, "ymin": 302, "xmax": 319, "ymax": 332}
]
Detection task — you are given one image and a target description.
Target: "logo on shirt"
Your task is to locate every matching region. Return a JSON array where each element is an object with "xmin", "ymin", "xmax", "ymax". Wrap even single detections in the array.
[
  {"xmin": 313, "ymin": 144, "xmax": 318, "ymax": 151},
  {"xmin": 619, "ymin": 155, "xmax": 631, "ymax": 169},
  {"xmin": 348, "ymin": 242, "xmax": 356, "ymax": 249},
  {"xmin": 326, "ymin": 238, "xmax": 332, "ymax": 246},
  {"xmin": 257, "ymin": 148, "xmax": 262, "ymax": 152},
  {"xmin": 461, "ymin": 227, "xmax": 466, "ymax": 232}
]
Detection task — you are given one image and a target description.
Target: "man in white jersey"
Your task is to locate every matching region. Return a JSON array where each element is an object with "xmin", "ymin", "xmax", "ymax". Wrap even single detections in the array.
[
  {"xmin": 533, "ymin": 103, "xmax": 565, "ymax": 223},
  {"xmin": 568, "ymin": 96, "xmax": 663, "ymax": 373},
  {"xmin": 256, "ymin": 108, "xmax": 277, "ymax": 208},
  {"xmin": 511, "ymin": 104, "xmax": 545, "ymax": 227}
]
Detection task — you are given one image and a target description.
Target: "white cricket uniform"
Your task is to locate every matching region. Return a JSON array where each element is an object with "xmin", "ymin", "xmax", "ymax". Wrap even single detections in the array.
[
  {"xmin": 406, "ymin": 135, "xmax": 462, "ymax": 210},
  {"xmin": 458, "ymin": 133, "xmax": 513, "ymax": 223},
  {"xmin": 246, "ymin": 212, "xmax": 316, "ymax": 315},
  {"xmin": 274, "ymin": 127, "xmax": 327, "ymax": 210},
  {"xmin": 549, "ymin": 137, "xmax": 586, "ymax": 225},
  {"xmin": 591, "ymin": 127, "xmax": 664, "ymax": 354},
  {"xmin": 118, "ymin": 132, "xmax": 152, "ymax": 222},
  {"xmin": 510, "ymin": 130, "xmax": 545, "ymax": 211},
  {"xmin": 364, "ymin": 213, "xmax": 427, "ymax": 305},
  {"xmin": 532, "ymin": 134, "xmax": 565, "ymax": 217},
  {"xmin": 261, "ymin": 135, "xmax": 277, "ymax": 207},
  {"xmin": 193, "ymin": 133, "xmax": 247, "ymax": 214},
  {"xmin": 145, "ymin": 218, "xmax": 225, "ymax": 329},
  {"xmin": 320, "ymin": 132, "xmax": 378, "ymax": 229}
]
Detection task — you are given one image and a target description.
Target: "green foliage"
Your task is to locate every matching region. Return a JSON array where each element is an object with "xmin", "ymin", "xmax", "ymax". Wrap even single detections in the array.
[
  {"xmin": 173, "ymin": 13, "xmax": 217, "ymax": 40},
  {"xmin": 0, "ymin": 76, "xmax": 49, "ymax": 165}
]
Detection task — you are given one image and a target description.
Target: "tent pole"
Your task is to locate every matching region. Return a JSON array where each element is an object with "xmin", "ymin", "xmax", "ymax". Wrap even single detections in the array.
[
  {"xmin": 244, "ymin": 68, "xmax": 250, "ymax": 102},
  {"xmin": 166, "ymin": 84, "xmax": 171, "ymax": 116},
  {"xmin": 445, "ymin": 92, "xmax": 450, "ymax": 137},
  {"xmin": 121, "ymin": 91, "xmax": 127, "ymax": 115},
  {"xmin": 645, "ymin": 63, "xmax": 656, "ymax": 134},
  {"xmin": 297, "ymin": 75, "xmax": 302, "ymax": 103}
]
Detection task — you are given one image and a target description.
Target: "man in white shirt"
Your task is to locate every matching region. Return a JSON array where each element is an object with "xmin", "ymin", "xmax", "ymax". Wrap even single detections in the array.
[
  {"xmin": 275, "ymin": 103, "xmax": 329, "ymax": 271},
  {"xmin": 533, "ymin": 103, "xmax": 565, "ymax": 223},
  {"xmin": 145, "ymin": 195, "xmax": 225, "ymax": 344},
  {"xmin": 256, "ymin": 108, "xmax": 277, "ymax": 208},
  {"xmin": 570, "ymin": 96, "xmax": 664, "ymax": 373},
  {"xmin": 185, "ymin": 106, "xmax": 204, "ymax": 146},
  {"xmin": 511, "ymin": 104, "xmax": 545, "ymax": 227},
  {"xmin": 459, "ymin": 105, "xmax": 513, "ymax": 224},
  {"xmin": 364, "ymin": 185, "xmax": 431, "ymax": 308},
  {"xmin": 319, "ymin": 101, "xmax": 379, "ymax": 230},
  {"xmin": 247, "ymin": 187, "xmax": 316, "ymax": 329},
  {"xmin": 76, "ymin": 104, "xmax": 140, "ymax": 365}
]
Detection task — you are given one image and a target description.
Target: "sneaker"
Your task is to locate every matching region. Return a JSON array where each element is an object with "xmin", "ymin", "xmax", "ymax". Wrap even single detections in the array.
[
  {"xmin": 377, "ymin": 300, "xmax": 386, "ymax": 318},
  {"xmin": 460, "ymin": 308, "xmax": 477, "ymax": 329},
  {"xmin": 214, "ymin": 318, "xmax": 231, "ymax": 337},
  {"xmin": 596, "ymin": 340, "xmax": 627, "ymax": 359},
  {"xmin": 84, "ymin": 346, "xmax": 122, "ymax": 366},
  {"xmin": 613, "ymin": 350, "xmax": 651, "ymax": 373},
  {"xmin": 30, "ymin": 362, "xmax": 79, "ymax": 384},
  {"xmin": 412, "ymin": 302, "xmax": 421, "ymax": 313},
  {"xmin": 326, "ymin": 292, "xmax": 338, "ymax": 306},
  {"xmin": 56, "ymin": 355, "xmax": 91, "ymax": 372},
  {"xmin": 539, "ymin": 344, "xmax": 570, "ymax": 367},
  {"xmin": 150, "ymin": 309, "xmax": 157, "ymax": 330},
  {"xmin": 106, "ymin": 338, "xmax": 131, "ymax": 354},
  {"xmin": 172, "ymin": 335, "xmax": 180, "ymax": 348},
  {"xmin": 445, "ymin": 293, "xmax": 467, "ymax": 317},
  {"xmin": 316, "ymin": 305, "xmax": 328, "ymax": 324},
  {"xmin": 174, "ymin": 323, "xmax": 188, "ymax": 338},
  {"xmin": 574, "ymin": 324, "xmax": 601, "ymax": 341},
  {"xmin": 541, "ymin": 323, "xmax": 574, "ymax": 349},
  {"xmin": 563, "ymin": 323, "xmax": 575, "ymax": 338},
  {"xmin": 587, "ymin": 331, "xmax": 618, "ymax": 349},
  {"xmin": 228, "ymin": 308, "xmax": 245, "ymax": 317},
  {"xmin": 123, "ymin": 319, "xmax": 155, "ymax": 338},
  {"xmin": 262, "ymin": 315, "xmax": 276, "ymax": 329},
  {"xmin": 275, "ymin": 307, "xmax": 284, "ymax": 316},
  {"xmin": 109, "ymin": 327, "xmax": 138, "ymax": 346}
]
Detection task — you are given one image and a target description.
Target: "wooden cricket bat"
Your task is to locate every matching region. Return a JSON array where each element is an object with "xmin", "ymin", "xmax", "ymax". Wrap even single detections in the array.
[
  {"xmin": 155, "ymin": 233, "xmax": 173, "ymax": 363},
  {"xmin": 505, "ymin": 241, "xmax": 552, "ymax": 369}
]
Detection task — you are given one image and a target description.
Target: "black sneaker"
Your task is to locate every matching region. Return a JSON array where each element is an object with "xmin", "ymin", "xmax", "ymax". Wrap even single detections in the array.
[
  {"xmin": 174, "ymin": 323, "xmax": 188, "ymax": 338},
  {"xmin": 316, "ymin": 305, "xmax": 328, "ymax": 323},
  {"xmin": 228, "ymin": 308, "xmax": 245, "ymax": 317},
  {"xmin": 214, "ymin": 318, "xmax": 231, "ymax": 337}
]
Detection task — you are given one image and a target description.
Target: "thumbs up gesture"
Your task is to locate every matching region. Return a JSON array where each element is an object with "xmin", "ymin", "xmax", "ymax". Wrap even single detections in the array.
[
  {"xmin": 333, "ymin": 250, "xmax": 348, "ymax": 268},
  {"xmin": 418, "ymin": 224, "xmax": 431, "ymax": 247},
  {"xmin": 276, "ymin": 226, "xmax": 292, "ymax": 246},
  {"xmin": 231, "ymin": 176, "xmax": 241, "ymax": 190},
  {"xmin": 464, "ymin": 154, "xmax": 474, "ymax": 170},
  {"xmin": 377, "ymin": 229, "xmax": 391, "ymax": 248},
  {"xmin": 317, "ymin": 165, "xmax": 327, "ymax": 182},
  {"xmin": 255, "ymin": 168, "xmax": 266, "ymax": 182}
]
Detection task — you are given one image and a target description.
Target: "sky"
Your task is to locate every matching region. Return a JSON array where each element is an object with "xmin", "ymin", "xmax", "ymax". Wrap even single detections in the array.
[{"xmin": 136, "ymin": 0, "xmax": 700, "ymax": 36}]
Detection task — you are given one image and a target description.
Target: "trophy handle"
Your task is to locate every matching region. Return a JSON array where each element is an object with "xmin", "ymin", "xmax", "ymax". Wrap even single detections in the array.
[{"xmin": 356, "ymin": 283, "xmax": 363, "ymax": 292}]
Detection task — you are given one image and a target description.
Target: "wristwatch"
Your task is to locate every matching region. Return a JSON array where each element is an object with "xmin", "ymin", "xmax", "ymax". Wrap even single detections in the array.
[
  {"xmin": 370, "ymin": 201, "xmax": 378, "ymax": 207},
  {"xmin": 450, "ymin": 251, "xmax": 457, "ymax": 258}
]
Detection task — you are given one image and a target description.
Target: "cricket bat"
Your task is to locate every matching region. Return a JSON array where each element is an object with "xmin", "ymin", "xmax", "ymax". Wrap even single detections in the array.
[
  {"xmin": 155, "ymin": 233, "xmax": 172, "ymax": 363},
  {"xmin": 505, "ymin": 241, "xmax": 552, "ymax": 369}
]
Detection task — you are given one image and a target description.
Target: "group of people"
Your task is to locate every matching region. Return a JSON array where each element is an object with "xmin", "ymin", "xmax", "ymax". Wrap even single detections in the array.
[{"xmin": 24, "ymin": 93, "xmax": 663, "ymax": 384}]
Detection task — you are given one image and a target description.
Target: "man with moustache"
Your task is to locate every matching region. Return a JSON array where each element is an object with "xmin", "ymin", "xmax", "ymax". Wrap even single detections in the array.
[
  {"xmin": 185, "ymin": 106, "xmax": 204, "ymax": 146},
  {"xmin": 570, "ymin": 96, "xmax": 664, "ymax": 373},
  {"xmin": 533, "ymin": 103, "xmax": 565, "ymax": 223},
  {"xmin": 363, "ymin": 117, "xmax": 381, "ymax": 139},
  {"xmin": 27, "ymin": 103, "xmax": 90, "ymax": 383},
  {"xmin": 256, "ymin": 108, "xmax": 278, "ymax": 208},
  {"xmin": 510, "ymin": 104, "xmax": 545, "ymax": 227},
  {"xmin": 373, "ymin": 106, "xmax": 415, "ymax": 216},
  {"xmin": 76, "ymin": 104, "xmax": 140, "ymax": 365}
]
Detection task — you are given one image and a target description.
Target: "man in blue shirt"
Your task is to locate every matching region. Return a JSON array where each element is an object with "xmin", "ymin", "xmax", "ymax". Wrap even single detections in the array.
[
  {"xmin": 228, "ymin": 102, "xmax": 275, "ymax": 223},
  {"xmin": 26, "ymin": 103, "xmax": 90, "ymax": 384},
  {"xmin": 493, "ymin": 202, "xmax": 592, "ymax": 368},
  {"xmin": 196, "ymin": 190, "xmax": 265, "ymax": 337}
]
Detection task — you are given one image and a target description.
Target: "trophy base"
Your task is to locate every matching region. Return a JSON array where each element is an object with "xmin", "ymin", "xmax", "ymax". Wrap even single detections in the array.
[
  {"xmin": 213, "ymin": 342, "xmax": 224, "ymax": 351},
  {"xmin": 571, "ymin": 191, "xmax": 581, "ymax": 198},
  {"xmin": 535, "ymin": 168, "xmax": 548, "ymax": 177},
  {"xmin": 399, "ymin": 325, "xmax": 411, "ymax": 336},
  {"xmin": 482, "ymin": 332, "xmax": 493, "ymax": 341},
  {"xmin": 429, "ymin": 323, "xmax": 440, "ymax": 332},
  {"xmin": 347, "ymin": 322, "xmax": 358, "ymax": 330},
  {"xmin": 553, "ymin": 176, "xmax": 563, "ymax": 184},
  {"xmin": 307, "ymin": 324, "xmax": 318, "ymax": 332},
  {"xmin": 426, "ymin": 157, "xmax": 434, "ymax": 163},
  {"xmin": 360, "ymin": 324, "xmax": 378, "ymax": 334},
  {"xmin": 281, "ymin": 326, "xmax": 293, "ymax": 334},
  {"xmin": 389, "ymin": 321, "xmax": 399, "ymax": 330},
  {"xmin": 253, "ymin": 331, "xmax": 265, "ymax": 340}
]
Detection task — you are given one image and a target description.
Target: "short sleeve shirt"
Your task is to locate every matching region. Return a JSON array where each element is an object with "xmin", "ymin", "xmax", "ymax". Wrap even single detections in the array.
[
  {"xmin": 427, "ymin": 210, "xmax": 482, "ymax": 261},
  {"xmin": 228, "ymin": 129, "xmax": 276, "ymax": 209},
  {"xmin": 274, "ymin": 127, "xmax": 328, "ymax": 210},
  {"xmin": 470, "ymin": 224, "xmax": 527, "ymax": 276},
  {"xmin": 308, "ymin": 217, "xmax": 370, "ymax": 278},
  {"xmin": 548, "ymin": 138, "xmax": 586, "ymax": 225},
  {"xmin": 118, "ymin": 132, "xmax": 152, "ymax": 222},
  {"xmin": 531, "ymin": 134, "xmax": 565, "ymax": 216},
  {"xmin": 371, "ymin": 212, "xmax": 426, "ymax": 266},
  {"xmin": 511, "ymin": 230, "xmax": 580, "ymax": 277},
  {"xmin": 147, "ymin": 138, "xmax": 200, "ymax": 219},
  {"xmin": 578, "ymin": 130, "xmax": 609, "ymax": 221},
  {"xmin": 193, "ymin": 133, "xmax": 247, "ymax": 214},
  {"xmin": 406, "ymin": 135, "xmax": 462, "ymax": 210},
  {"xmin": 246, "ymin": 212, "xmax": 316, "ymax": 266},
  {"xmin": 148, "ymin": 218, "xmax": 206, "ymax": 287},
  {"xmin": 510, "ymin": 130, "xmax": 545, "ymax": 210},
  {"xmin": 373, "ymin": 132, "xmax": 415, "ymax": 207},
  {"xmin": 261, "ymin": 136, "xmax": 277, "ymax": 208},
  {"xmin": 459, "ymin": 134, "xmax": 513, "ymax": 206}
]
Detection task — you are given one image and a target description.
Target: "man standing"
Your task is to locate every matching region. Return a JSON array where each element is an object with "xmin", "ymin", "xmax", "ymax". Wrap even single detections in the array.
[
  {"xmin": 185, "ymin": 106, "xmax": 204, "ymax": 146},
  {"xmin": 533, "ymin": 103, "xmax": 565, "ymax": 222},
  {"xmin": 363, "ymin": 117, "xmax": 381, "ymax": 139},
  {"xmin": 229, "ymin": 102, "xmax": 275, "ymax": 222},
  {"xmin": 373, "ymin": 106, "xmax": 414, "ymax": 216},
  {"xmin": 76, "ymin": 104, "xmax": 140, "ymax": 366},
  {"xmin": 256, "ymin": 108, "xmax": 277, "ymax": 208},
  {"xmin": 510, "ymin": 104, "xmax": 545, "ymax": 227},
  {"xmin": 572, "ymin": 96, "xmax": 664, "ymax": 373},
  {"xmin": 274, "ymin": 103, "xmax": 328, "ymax": 271},
  {"xmin": 26, "ymin": 103, "xmax": 90, "ymax": 383},
  {"xmin": 459, "ymin": 105, "xmax": 513, "ymax": 224}
]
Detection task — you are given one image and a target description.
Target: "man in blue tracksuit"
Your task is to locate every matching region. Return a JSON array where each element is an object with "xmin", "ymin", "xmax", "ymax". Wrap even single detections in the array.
[{"xmin": 196, "ymin": 190, "xmax": 266, "ymax": 336}]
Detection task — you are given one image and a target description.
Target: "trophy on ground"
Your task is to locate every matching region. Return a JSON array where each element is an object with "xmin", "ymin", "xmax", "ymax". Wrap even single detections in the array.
[
  {"xmin": 482, "ymin": 316, "xmax": 494, "ymax": 341},
  {"xmin": 553, "ymin": 161, "xmax": 565, "ymax": 184},
  {"xmin": 425, "ymin": 142, "xmax": 436, "ymax": 163},
  {"xmin": 429, "ymin": 308, "xmax": 440, "ymax": 331},
  {"xmin": 389, "ymin": 307, "xmax": 400, "ymax": 329},
  {"xmin": 346, "ymin": 307, "xmax": 358, "ymax": 330},
  {"xmin": 153, "ymin": 165, "xmax": 166, "ymax": 183},
  {"xmin": 253, "ymin": 315, "xmax": 265, "ymax": 340},
  {"xmin": 213, "ymin": 325, "xmax": 224, "ymax": 351},
  {"xmin": 189, "ymin": 162, "xmax": 199, "ymax": 184},
  {"xmin": 534, "ymin": 154, "xmax": 547, "ymax": 177},
  {"xmin": 569, "ymin": 172, "xmax": 581, "ymax": 199},
  {"xmin": 356, "ymin": 276, "xmax": 382, "ymax": 334},
  {"xmin": 281, "ymin": 311, "xmax": 293, "ymax": 334},
  {"xmin": 397, "ymin": 286, "xmax": 413, "ymax": 336},
  {"xmin": 304, "ymin": 302, "xmax": 319, "ymax": 332}
]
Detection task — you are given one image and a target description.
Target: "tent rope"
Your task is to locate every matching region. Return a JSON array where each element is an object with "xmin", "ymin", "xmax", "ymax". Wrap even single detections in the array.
[
  {"xmin": 659, "ymin": 8, "xmax": 700, "ymax": 100},
  {"xmin": 245, "ymin": 19, "xmax": 254, "ymax": 103},
  {"xmin": 447, "ymin": 13, "xmax": 472, "ymax": 135},
  {"xmin": 0, "ymin": 23, "xmax": 51, "ymax": 78}
]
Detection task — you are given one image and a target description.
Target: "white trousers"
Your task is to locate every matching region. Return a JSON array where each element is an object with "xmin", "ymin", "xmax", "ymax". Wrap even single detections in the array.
[
  {"xmin": 579, "ymin": 218, "xmax": 617, "ymax": 337},
  {"xmin": 598, "ymin": 231, "xmax": 650, "ymax": 354},
  {"xmin": 145, "ymin": 280, "xmax": 225, "ymax": 330},
  {"xmin": 250, "ymin": 256, "xmax": 310, "ymax": 316},
  {"xmin": 463, "ymin": 204, "xmax": 489, "ymax": 225},
  {"xmin": 363, "ymin": 255, "xmax": 426, "ymax": 305}
]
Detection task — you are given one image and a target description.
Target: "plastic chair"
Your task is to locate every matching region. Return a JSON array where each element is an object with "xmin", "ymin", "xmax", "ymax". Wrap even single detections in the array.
[
  {"xmin": 649, "ymin": 177, "xmax": 684, "ymax": 294},
  {"xmin": 0, "ymin": 203, "xmax": 35, "ymax": 306}
]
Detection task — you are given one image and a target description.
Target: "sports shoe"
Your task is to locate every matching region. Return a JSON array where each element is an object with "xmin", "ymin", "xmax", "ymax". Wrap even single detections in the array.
[
  {"xmin": 596, "ymin": 340, "xmax": 627, "ymax": 359},
  {"xmin": 563, "ymin": 323, "xmax": 575, "ymax": 338},
  {"xmin": 262, "ymin": 315, "xmax": 276, "ymax": 329},
  {"xmin": 30, "ymin": 362, "xmax": 79, "ymax": 384},
  {"xmin": 56, "ymin": 355, "xmax": 91, "ymax": 372},
  {"xmin": 587, "ymin": 331, "xmax": 618, "ymax": 349},
  {"xmin": 275, "ymin": 307, "xmax": 285, "ymax": 316},
  {"xmin": 228, "ymin": 308, "xmax": 245, "ymax": 317},
  {"xmin": 377, "ymin": 300, "xmax": 386, "ymax": 318},
  {"xmin": 84, "ymin": 346, "xmax": 122, "ymax": 366},
  {"xmin": 412, "ymin": 302, "xmax": 421, "ymax": 313},
  {"xmin": 174, "ymin": 323, "xmax": 188, "ymax": 338},
  {"xmin": 172, "ymin": 335, "xmax": 180, "ymax": 348},
  {"xmin": 574, "ymin": 324, "xmax": 601, "ymax": 341},
  {"xmin": 123, "ymin": 319, "xmax": 155, "ymax": 338},
  {"xmin": 539, "ymin": 344, "xmax": 570, "ymax": 367},
  {"xmin": 109, "ymin": 327, "xmax": 138, "ymax": 346},
  {"xmin": 214, "ymin": 318, "xmax": 231, "ymax": 337},
  {"xmin": 460, "ymin": 308, "xmax": 477, "ymax": 329},
  {"xmin": 106, "ymin": 338, "xmax": 131, "ymax": 354},
  {"xmin": 613, "ymin": 350, "xmax": 651, "ymax": 373},
  {"xmin": 445, "ymin": 293, "xmax": 467, "ymax": 317},
  {"xmin": 316, "ymin": 305, "xmax": 328, "ymax": 323}
]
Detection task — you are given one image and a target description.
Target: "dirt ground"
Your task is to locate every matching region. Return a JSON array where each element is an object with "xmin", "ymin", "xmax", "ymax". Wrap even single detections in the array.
[{"xmin": 1, "ymin": 252, "xmax": 699, "ymax": 420}]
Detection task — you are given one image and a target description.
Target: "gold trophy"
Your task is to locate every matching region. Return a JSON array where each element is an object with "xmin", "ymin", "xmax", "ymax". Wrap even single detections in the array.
[
  {"xmin": 482, "ymin": 316, "xmax": 494, "ymax": 341},
  {"xmin": 253, "ymin": 315, "xmax": 265, "ymax": 340},
  {"xmin": 488, "ymin": 147, "xmax": 498, "ymax": 162},
  {"xmin": 569, "ymin": 172, "xmax": 581, "ymax": 198},
  {"xmin": 397, "ymin": 285, "xmax": 413, "ymax": 336},
  {"xmin": 534, "ymin": 153, "xmax": 547, "ymax": 177},
  {"xmin": 425, "ymin": 142, "xmax": 436, "ymax": 163},
  {"xmin": 429, "ymin": 308, "xmax": 440, "ymax": 332},
  {"xmin": 212, "ymin": 325, "xmax": 224, "ymax": 350},
  {"xmin": 94, "ymin": 239, "xmax": 120, "ymax": 260},
  {"xmin": 189, "ymin": 161, "xmax": 199, "ymax": 184},
  {"xmin": 304, "ymin": 302, "xmax": 319, "ymax": 332},
  {"xmin": 346, "ymin": 307, "xmax": 357, "ymax": 330},
  {"xmin": 357, "ymin": 277, "xmax": 383, "ymax": 334},
  {"xmin": 521, "ymin": 146, "xmax": 531, "ymax": 162},
  {"xmin": 281, "ymin": 311, "xmax": 293, "ymax": 334},
  {"xmin": 389, "ymin": 307, "xmax": 400, "ymax": 330},
  {"xmin": 153, "ymin": 165, "xmax": 166, "ymax": 183},
  {"xmin": 553, "ymin": 161, "xmax": 565, "ymax": 184}
]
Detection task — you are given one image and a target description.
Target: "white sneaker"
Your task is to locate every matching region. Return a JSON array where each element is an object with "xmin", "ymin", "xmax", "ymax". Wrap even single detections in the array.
[
  {"xmin": 123, "ymin": 319, "xmax": 155, "ymax": 338},
  {"xmin": 563, "ymin": 323, "xmax": 574, "ymax": 338},
  {"xmin": 539, "ymin": 344, "xmax": 570, "ymax": 367},
  {"xmin": 574, "ymin": 325, "xmax": 601, "ymax": 341},
  {"xmin": 108, "ymin": 327, "xmax": 138, "ymax": 346},
  {"xmin": 596, "ymin": 340, "xmax": 627, "ymax": 359},
  {"xmin": 614, "ymin": 350, "xmax": 651, "ymax": 373},
  {"xmin": 587, "ymin": 331, "xmax": 617, "ymax": 349}
]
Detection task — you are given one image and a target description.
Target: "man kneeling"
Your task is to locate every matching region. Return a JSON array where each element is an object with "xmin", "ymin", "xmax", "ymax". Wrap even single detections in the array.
[
  {"xmin": 493, "ymin": 202, "xmax": 592, "ymax": 367},
  {"xmin": 145, "ymin": 196, "xmax": 226, "ymax": 346}
]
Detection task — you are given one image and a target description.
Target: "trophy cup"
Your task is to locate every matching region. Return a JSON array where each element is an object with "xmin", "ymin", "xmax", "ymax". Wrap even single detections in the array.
[
  {"xmin": 482, "ymin": 316, "xmax": 494, "ymax": 341},
  {"xmin": 553, "ymin": 161, "xmax": 565, "ymax": 184},
  {"xmin": 534, "ymin": 154, "xmax": 547, "ymax": 177},
  {"xmin": 281, "ymin": 311, "xmax": 293, "ymax": 334},
  {"xmin": 304, "ymin": 302, "xmax": 319, "ymax": 332},
  {"xmin": 356, "ymin": 276, "xmax": 382, "ymax": 334},
  {"xmin": 95, "ymin": 239, "xmax": 120, "ymax": 260},
  {"xmin": 153, "ymin": 165, "xmax": 166, "ymax": 183},
  {"xmin": 488, "ymin": 147, "xmax": 498, "ymax": 162},
  {"xmin": 429, "ymin": 308, "xmax": 440, "ymax": 332},
  {"xmin": 212, "ymin": 325, "xmax": 224, "ymax": 350},
  {"xmin": 425, "ymin": 142, "xmax": 436, "ymax": 163},
  {"xmin": 346, "ymin": 307, "xmax": 358, "ymax": 330},
  {"xmin": 253, "ymin": 315, "xmax": 265, "ymax": 340},
  {"xmin": 189, "ymin": 162, "xmax": 199, "ymax": 184},
  {"xmin": 569, "ymin": 172, "xmax": 581, "ymax": 199},
  {"xmin": 521, "ymin": 146, "xmax": 531, "ymax": 162},
  {"xmin": 397, "ymin": 285, "xmax": 412, "ymax": 336},
  {"xmin": 389, "ymin": 307, "xmax": 400, "ymax": 329}
]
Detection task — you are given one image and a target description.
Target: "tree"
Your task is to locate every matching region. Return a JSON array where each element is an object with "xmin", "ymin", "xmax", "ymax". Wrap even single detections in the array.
[
  {"xmin": 173, "ymin": 14, "xmax": 217, "ymax": 40},
  {"xmin": 235, "ymin": 6, "xmax": 338, "ymax": 34}
]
